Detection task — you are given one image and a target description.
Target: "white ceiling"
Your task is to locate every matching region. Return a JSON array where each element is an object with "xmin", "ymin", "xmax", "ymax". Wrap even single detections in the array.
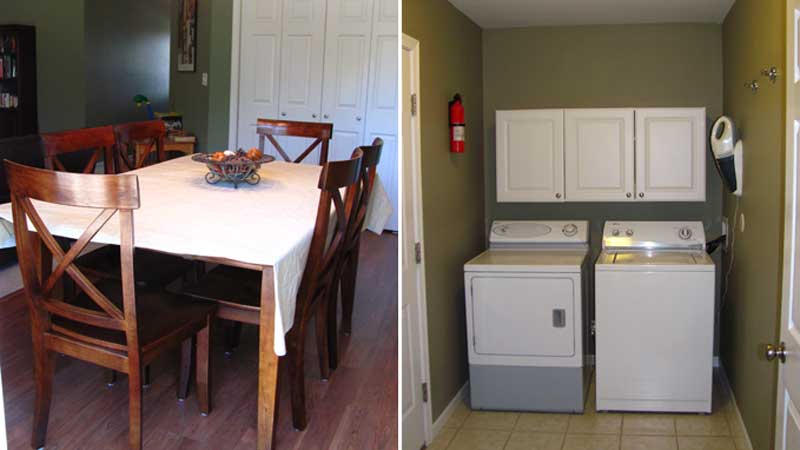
[{"xmin": 447, "ymin": 0, "xmax": 736, "ymax": 29}]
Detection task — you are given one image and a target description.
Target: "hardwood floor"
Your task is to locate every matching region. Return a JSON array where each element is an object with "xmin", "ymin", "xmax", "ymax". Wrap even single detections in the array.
[{"xmin": 0, "ymin": 232, "xmax": 398, "ymax": 450}]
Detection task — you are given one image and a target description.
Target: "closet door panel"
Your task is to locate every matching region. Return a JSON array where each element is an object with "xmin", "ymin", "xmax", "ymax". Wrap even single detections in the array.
[
  {"xmin": 237, "ymin": 0, "xmax": 283, "ymax": 150},
  {"xmin": 364, "ymin": 0, "xmax": 398, "ymax": 229},
  {"xmin": 278, "ymin": 0, "xmax": 325, "ymax": 123}
]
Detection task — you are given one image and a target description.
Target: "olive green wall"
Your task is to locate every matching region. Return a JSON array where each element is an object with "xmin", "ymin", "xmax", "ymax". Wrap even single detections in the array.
[
  {"xmin": 206, "ymin": 0, "xmax": 233, "ymax": 152},
  {"xmin": 2, "ymin": 0, "xmax": 87, "ymax": 132},
  {"xmin": 721, "ymin": 2, "xmax": 785, "ymax": 449},
  {"xmin": 483, "ymin": 24, "xmax": 724, "ymax": 249},
  {"xmin": 403, "ymin": 0, "xmax": 485, "ymax": 420}
]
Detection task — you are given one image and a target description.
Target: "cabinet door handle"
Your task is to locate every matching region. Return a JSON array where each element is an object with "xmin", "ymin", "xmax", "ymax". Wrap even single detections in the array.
[
  {"xmin": 323, "ymin": 114, "xmax": 329, "ymax": 119},
  {"xmin": 356, "ymin": 116, "xmax": 362, "ymax": 121},
  {"xmin": 626, "ymin": 192, "xmax": 632, "ymax": 198},
  {"xmin": 555, "ymin": 193, "xmax": 562, "ymax": 199},
  {"xmin": 281, "ymin": 112, "xmax": 287, "ymax": 117},
  {"xmin": 638, "ymin": 192, "xmax": 645, "ymax": 198}
]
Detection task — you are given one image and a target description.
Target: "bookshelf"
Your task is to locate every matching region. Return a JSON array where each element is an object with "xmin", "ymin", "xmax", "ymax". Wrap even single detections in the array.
[{"xmin": 0, "ymin": 25, "xmax": 37, "ymax": 138}]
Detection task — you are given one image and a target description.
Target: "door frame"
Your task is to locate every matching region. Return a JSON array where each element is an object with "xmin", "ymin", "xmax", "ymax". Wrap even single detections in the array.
[
  {"xmin": 402, "ymin": 33, "xmax": 434, "ymax": 445},
  {"xmin": 777, "ymin": 0, "xmax": 798, "ymax": 445},
  {"xmin": 227, "ymin": 0, "xmax": 243, "ymax": 151}
]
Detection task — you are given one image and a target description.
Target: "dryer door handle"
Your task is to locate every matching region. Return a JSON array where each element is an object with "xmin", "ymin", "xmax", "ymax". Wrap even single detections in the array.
[{"xmin": 552, "ymin": 309, "xmax": 566, "ymax": 328}]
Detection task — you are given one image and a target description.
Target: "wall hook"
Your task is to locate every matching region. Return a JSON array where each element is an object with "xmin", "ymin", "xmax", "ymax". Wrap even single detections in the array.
[
  {"xmin": 761, "ymin": 66, "xmax": 779, "ymax": 83},
  {"xmin": 745, "ymin": 80, "xmax": 760, "ymax": 93}
]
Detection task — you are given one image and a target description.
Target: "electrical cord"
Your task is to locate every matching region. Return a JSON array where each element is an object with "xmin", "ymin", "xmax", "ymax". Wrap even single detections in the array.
[{"xmin": 722, "ymin": 197, "xmax": 740, "ymax": 307}]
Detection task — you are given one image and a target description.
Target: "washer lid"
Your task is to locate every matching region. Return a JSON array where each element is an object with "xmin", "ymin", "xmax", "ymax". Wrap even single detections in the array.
[
  {"xmin": 596, "ymin": 250, "xmax": 714, "ymax": 271},
  {"xmin": 490, "ymin": 220, "xmax": 589, "ymax": 246},
  {"xmin": 465, "ymin": 249, "xmax": 587, "ymax": 272}
]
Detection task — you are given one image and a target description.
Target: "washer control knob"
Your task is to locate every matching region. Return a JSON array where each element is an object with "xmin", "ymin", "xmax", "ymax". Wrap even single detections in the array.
[
  {"xmin": 612, "ymin": 229, "xmax": 620, "ymax": 237},
  {"xmin": 562, "ymin": 223, "xmax": 578, "ymax": 237},
  {"xmin": 678, "ymin": 227, "xmax": 693, "ymax": 240},
  {"xmin": 625, "ymin": 229, "xmax": 634, "ymax": 237}
]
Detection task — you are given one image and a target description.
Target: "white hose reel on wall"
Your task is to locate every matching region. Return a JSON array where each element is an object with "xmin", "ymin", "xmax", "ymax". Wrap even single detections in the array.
[{"xmin": 711, "ymin": 116, "xmax": 743, "ymax": 197}]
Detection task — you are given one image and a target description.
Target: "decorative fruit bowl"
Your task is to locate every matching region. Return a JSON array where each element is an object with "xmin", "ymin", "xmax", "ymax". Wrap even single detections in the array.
[{"xmin": 192, "ymin": 149, "xmax": 275, "ymax": 188}]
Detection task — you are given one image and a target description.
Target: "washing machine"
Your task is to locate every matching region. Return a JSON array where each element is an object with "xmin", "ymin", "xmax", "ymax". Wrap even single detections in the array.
[
  {"xmin": 595, "ymin": 221, "xmax": 714, "ymax": 413},
  {"xmin": 464, "ymin": 220, "xmax": 591, "ymax": 412}
]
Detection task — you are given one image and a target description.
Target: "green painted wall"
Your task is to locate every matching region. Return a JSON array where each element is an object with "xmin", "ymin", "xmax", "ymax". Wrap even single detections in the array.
[
  {"xmin": 2, "ymin": 0, "xmax": 87, "ymax": 132},
  {"xmin": 483, "ymin": 24, "xmax": 724, "ymax": 248},
  {"xmin": 721, "ymin": 2, "xmax": 785, "ymax": 449},
  {"xmin": 207, "ymin": 0, "xmax": 233, "ymax": 152},
  {"xmin": 403, "ymin": 0, "xmax": 485, "ymax": 420},
  {"xmin": 169, "ymin": 0, "xmax": 210, "ymax": 150}
]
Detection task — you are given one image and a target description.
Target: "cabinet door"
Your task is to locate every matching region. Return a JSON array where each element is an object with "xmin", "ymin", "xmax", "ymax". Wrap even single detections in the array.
[
  {"xmin": 364, "ymin": 0, "xmax": 399, "ymax": 230},
  {"xmin": 635, "ymin": 108, "xmax": 706, "ymax": 202},
  {"xmin": 278, "ymin": 0, "xmax": 325, "ymax": 123},
  {"xmin": 496, "ymin": 109, "xmax": 564, "ymax": 202},
  {"xmin": 237, "ymin": 0, "xmax": 283, "ymax": 150},
  {"xmin": 565, "ymin": 109, "xmax": 634, "ymax": 202},
  {"xmin": 321, "ymin": 0, "xmax": 374, "ymax": 162}
]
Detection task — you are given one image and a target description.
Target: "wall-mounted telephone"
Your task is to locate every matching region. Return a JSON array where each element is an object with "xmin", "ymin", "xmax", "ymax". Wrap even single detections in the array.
[{"xmin": 711, "ymin": 116, "xmax": 743, "ymax": 197}]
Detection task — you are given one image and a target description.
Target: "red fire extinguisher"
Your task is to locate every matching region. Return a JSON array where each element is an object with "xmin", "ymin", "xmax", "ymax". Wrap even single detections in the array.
[{"xmin": 449, "ymin": 94, "xmax": 465, "ymax": 153}]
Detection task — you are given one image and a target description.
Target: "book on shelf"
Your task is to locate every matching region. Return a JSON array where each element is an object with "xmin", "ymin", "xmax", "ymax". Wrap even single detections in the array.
[{"xmin": 171, "ymin": 135, "xmax": 196, "ymax": 143}]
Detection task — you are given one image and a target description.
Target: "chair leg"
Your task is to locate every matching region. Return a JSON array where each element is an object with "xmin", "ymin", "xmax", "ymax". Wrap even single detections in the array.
[
  {"xmin": 340, "ymin": 250, "xmax": 360, "ymax": 335},
  {"xmin": 327, "ymin": 286, "xmax": 339, "ymax": 371},
  {"xmin": 143, "ymin": 365, "xmax": 151, "ymax": 388},
  {"xmin": 128, "ymin": 362, "xmax": 143, "ymax": 450},
  {"xmin": 286, "ymin": 331, "xmax": 308, "ymax": 430},
  {"xmin": 108, "ymin": 369, "xmax": 118, "ymax": 387},
  {"xmin": 30, "ymin": 339, "xmax": 55, "ymax": 450},
  {"xmin": 316, "ymin": 301, "xmax": 330, "ymax": 381},
  {"xmin": 224, "ymin": 321, "xmax": 242, "ymax": 358},
  {"xmin": 196, "ymin": 316, "xmax": 212, "ymax": 416},
  {"xmin": 177, "ymin": 338, "xmax": 193, "ymax": 401}
]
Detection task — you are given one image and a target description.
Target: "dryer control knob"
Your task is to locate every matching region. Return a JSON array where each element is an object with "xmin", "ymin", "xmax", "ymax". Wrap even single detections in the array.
[
  {"xmin": 625, "ymin": 229, "xmax": 634, "ymax": 237},
  {"xmin": 678, "ymin": 227, "xmax": 693, "ymax": 240},
  {"xmin": 563, "ymin": 224, "xmax": 578, "ymax": 237},
  {"xmin": 612, "ymin": 229, "xmax": 620, "ymax": 237}
]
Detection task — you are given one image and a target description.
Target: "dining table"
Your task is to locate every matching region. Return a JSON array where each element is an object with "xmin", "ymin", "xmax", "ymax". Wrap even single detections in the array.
[{"xmin": 0, "ymin": 154, "xmax": 393, "ymax": 449}]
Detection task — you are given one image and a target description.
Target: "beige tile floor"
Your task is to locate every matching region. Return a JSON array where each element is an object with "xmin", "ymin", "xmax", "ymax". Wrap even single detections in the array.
[{"xmin": 427, "ymin": 371, "xmax": 751, "ymax": 450}]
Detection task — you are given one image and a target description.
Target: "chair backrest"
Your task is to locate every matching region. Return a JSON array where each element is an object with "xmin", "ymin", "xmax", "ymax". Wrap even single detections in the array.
[
  {"xmin": 41, "ymin": 126, "xmax": 116, "ymax": 174},
  {"xmin": 297, "ymin": 150, "xmax": 363, "ymax": 311},
  {"xmin": 256, "ymin": 118, "xmax": 333, "ymax": 165},
  {"xmin": 5, "ymin": 160, "xmax": 142, "ymax": 348},
  {"xmin": 113, "ymin": 120, "xmax": 167, "ymax": 172},
  {"xmin": 0, "ymin": 135, "xmax": 44, "ymax": 204},
  {"xmin": 345, "ymin": 138, "xmax": 383, "ymax": 247}
]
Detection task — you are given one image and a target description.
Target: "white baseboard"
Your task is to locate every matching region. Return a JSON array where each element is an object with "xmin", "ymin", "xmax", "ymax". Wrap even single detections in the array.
[
  {"xmin": 431, "ymin": 382, "xmax": 469, "ymax": 439},
  {"xmin": 718, "ymin": 365, "xmax": 754, "ymax": 450}
]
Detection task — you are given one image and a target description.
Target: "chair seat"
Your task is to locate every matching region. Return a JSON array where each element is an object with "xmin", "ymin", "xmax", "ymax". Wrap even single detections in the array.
[
  {"xmin": 181, "ymin": 265, "xmax": 262, "ymax": 310},
  {"xmin": 76, "ymin": 245, "xmax": 194, "ymax": 288},
  {"xmin": 53, "ymin": 280, "xmax": 217, "ymax": 352}
]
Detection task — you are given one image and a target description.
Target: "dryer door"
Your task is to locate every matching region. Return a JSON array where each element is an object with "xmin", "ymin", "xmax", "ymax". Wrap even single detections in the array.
[{"xmin": 470, "ymin": 274, "xmax": 576, "ymax": 358}]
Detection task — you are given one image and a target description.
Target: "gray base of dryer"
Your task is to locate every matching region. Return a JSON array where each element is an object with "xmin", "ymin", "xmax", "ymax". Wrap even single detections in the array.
[{"xmin": 469, "ymin": 364, "xmax": 590, "ymax": 413}]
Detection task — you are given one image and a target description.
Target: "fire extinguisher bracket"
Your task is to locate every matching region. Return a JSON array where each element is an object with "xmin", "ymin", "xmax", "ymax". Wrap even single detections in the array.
[{"xmin": 449, "ymin": 94, "xmax": 466, "ymax": 153}]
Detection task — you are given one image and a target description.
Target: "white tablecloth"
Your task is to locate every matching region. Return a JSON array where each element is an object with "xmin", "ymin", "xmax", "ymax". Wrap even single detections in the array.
[{"xmin": 0, "ymin": 156, "xmax": 392, "ymax": 355}]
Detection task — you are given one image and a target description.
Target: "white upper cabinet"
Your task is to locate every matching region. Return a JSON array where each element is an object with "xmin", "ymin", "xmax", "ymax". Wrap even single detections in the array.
[
  {"xmin": 321, "ymin": 0, "xmax": 374, "ymax": 162},
  {"xmin": 237, "ymin": 0, "xmax": 283, "ymax": 150},
  {"xmin": 496, "ymin": 109, "xmax": 564, "ymax": 202},
  {"xmin": 564, "ymin": 109, "xmax": 634, "ymax": 202},
  {"xmin": 278, "ymin": 0, "xmax": 326, "ymax": 123},
  {"xmin": 635, "ymin": 108, "xmax": 706, "ymax": 202}
]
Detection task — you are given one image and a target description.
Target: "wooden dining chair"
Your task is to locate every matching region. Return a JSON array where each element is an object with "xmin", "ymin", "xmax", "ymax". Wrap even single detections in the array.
[
  {"xmin": 113, "ymin": 120, "xmax": 167, "ymax": 172},
  {"xmin": 180, "ymin": 149, "xmax": 364, "ymax": 430},
  {"xmin": 327, "ymin": 138, "xmax": 383, "ymax": 370},
  {"xmin": 41, "ymin": 126, "xmax": 116, "ymax": 174},
  {"xmin": 256, "ymin": 118, "xmax": 333, "ymax": 165},
  {"xmin": 4, "ymin": 160, "xmax": 216, "ymax": 450}
]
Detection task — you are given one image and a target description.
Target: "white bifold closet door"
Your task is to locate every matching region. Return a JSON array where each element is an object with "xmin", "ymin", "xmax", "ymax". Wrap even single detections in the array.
[
  {"xmin": 237, "ymin": 0, "xmax": 283, "ymax": 151},
  {"xmin": 321, "ymin": 0, "xmax": 374, "ymax": 162},
  {"xmin": 364, "ymin": 0, "xmax": 399, "ymax": 230}
]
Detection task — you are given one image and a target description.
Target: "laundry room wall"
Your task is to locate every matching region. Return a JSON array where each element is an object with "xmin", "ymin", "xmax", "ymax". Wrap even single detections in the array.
[
  {"xmin": 403, "ymin": 0, "xmax": 485, "ymax": 422},
  {"xmin": 720, "ymin": 1, "xmax": 786, "ymax": 449}
]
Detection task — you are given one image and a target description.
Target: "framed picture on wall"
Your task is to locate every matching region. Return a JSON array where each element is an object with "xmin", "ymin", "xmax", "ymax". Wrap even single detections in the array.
[{"xmin": 177, "ymin": 0, "xmax": 196, "ymax": 72}]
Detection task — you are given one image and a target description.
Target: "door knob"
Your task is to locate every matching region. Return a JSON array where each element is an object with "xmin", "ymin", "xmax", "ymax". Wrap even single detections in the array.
[
  {"xmin": 312, "ymin": 113, "xmax": 317, "ymax": 119},
  {"xmin": 323, "ymin": 114, "xmax": 329, "ymax": 119},
  {"xmin": 281, "ymin": 112, "xmax": 287, "ymax": 117},
  {"xmin": 765, "ymin": 342, "xmax": 788, "ymax": 363},
  {"xmin": 356, "ymin": 116, "xmax": 362, "ymax": 121}
]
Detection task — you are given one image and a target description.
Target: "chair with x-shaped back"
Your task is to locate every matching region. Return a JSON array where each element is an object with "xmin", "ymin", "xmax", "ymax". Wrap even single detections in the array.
[
  {"xmin": 256, "ymin": 118, "xmax": 333, "ymax": 165},
  {"xmin": 41, "ymin": 126, "xmax": 116, "ymax": 174},
  {"xmin": 113, "ymin": 120, "xmax": 167, "ymax": 172},
  {"xmin": 5, "ymin": 161, "xmax": 217, "ymax": 450}
]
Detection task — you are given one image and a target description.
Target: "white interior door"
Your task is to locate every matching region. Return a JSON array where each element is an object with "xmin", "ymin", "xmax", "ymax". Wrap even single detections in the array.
[
  {"xmin": 402, "ymin": 34, "xmax": 430, "ymax": 450},
  {"xmin": 496, "ymin": 109, "xmax": 565, "ymax": 203},
  {"xmin": 776, "ymin": 2, "xmax": 800, "ymax": 447},
  {"xmin": 364, "ymin": 0, "xmax": 398, "ymax": 230},
  {"xmin": 564, "ymin": 108, "xmax": 635, "ymax": 201},
  {"xmin": 237, "ymin": 0, "xmax": 283, "ymax": 150},
  {"xmin": 634, "ymin": 108, "xmax": 706, "ymax": 202},
  {"xmin": 321, "ymin": 0, "xmax": 374, "ymax": 162}
]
